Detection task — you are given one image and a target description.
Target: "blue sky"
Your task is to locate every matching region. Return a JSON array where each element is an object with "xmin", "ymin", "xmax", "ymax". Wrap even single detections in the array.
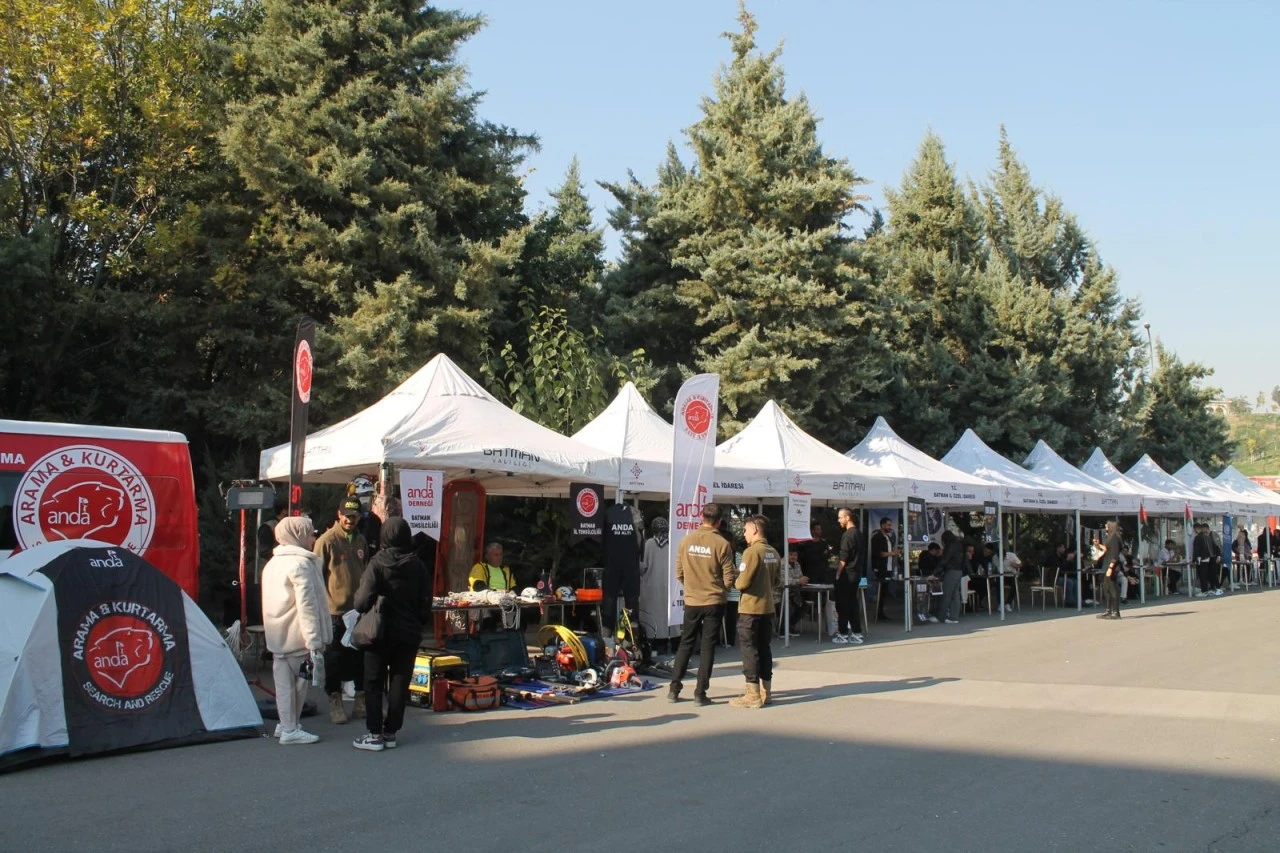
[{"xmin": 451, "ymin": 0, "xmax": 1279, "ymax": 402}]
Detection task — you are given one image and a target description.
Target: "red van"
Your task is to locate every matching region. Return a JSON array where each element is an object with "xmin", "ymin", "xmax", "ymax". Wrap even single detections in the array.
[{"xmin": 0, "ymin": 420, "xmax": 200, "ymax": 599}]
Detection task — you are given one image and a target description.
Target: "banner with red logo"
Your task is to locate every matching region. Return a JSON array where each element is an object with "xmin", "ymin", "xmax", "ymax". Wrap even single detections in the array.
[
  {"xmin": 569, "ymin": 483, "xmax": 605, "ymax": 538},
  {"xmin": 40, "ymin": 547, "xmax": 202, "ymax": 757},
  {"xmin": 668, "ymin": 374, "xmax": 719, "ymax": 627},
  {"xmin": 288, "ymin": 316, "xmax": 316, "ymax": 515},
  {"xmin": 399, "ymin": 469, "xmax": 443, "ymax": 540}
]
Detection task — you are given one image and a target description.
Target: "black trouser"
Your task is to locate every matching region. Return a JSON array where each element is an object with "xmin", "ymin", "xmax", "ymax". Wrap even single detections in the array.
[
  {"xmin": 325, "ymin": 614, "xmax": 364, "ymax": 695},
  {"xmin": 737, "ymin": 613, "xmax": 773, "ymax": 684},
  {"xmin": 1100, "ymin": 573, "xmax": 1120, "ymax": 615},
  {"xmin": 364, "ymin": 638, "xmax": 417, "ymax": 736},
  {"xmin": 874, "ymin": 573, "xmax": 890, "ymax": 619},
  {"xmin": 1196, "ymin": 560, "xmax": 1213, "ymax": 593},
  {"xmin": 1167, "ymin": 568, "xmax": 1181, "ymax": 593},
  {"xmin": 833, "ymin": 572, "xmax": 857, "ymax": 634},
  {"xmin": 670, "ymin": 604, "xmax": 724, "ymax": 697}
]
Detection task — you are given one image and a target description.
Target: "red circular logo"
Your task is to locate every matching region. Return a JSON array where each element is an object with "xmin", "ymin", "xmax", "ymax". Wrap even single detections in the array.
[
  {"xmin": 576, "ymin": 488, "xmax": 599, "ymax": 518},
  {"xmin": 85, "ymin": 615, "xmax": 165, "ymax": 698},
  {"xmin": 295, "ymin": 339, "xmax": 313, "ymax": 404},
  {"xmin": 14, "ymin": 446, "xmax": 156, "ymax": 553},
  {"xmin": 682, "ymin": 398, "xmax": 712, "ymax": 436}
]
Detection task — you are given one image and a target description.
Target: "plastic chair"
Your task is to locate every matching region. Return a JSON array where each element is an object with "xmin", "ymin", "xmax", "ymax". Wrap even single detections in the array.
[{"xmin": 1030, "ymin": 566, "xmax": 1060, "ymax": 610}]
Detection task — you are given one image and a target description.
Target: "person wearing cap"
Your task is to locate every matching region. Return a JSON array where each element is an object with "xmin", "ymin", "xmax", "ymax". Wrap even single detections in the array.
[
  {"xmin": 262, "ymin": 516, "xmax": 331, "ymax": 744},
  {"xmin": 315, "ymin": 496, "xmax": 370, "ymax": 724}
]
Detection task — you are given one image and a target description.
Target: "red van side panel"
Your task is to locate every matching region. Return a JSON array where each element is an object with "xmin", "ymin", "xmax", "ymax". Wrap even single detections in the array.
[{"xmin": 0, "ymin": 427, "xmax": 200, "ymax": 599}]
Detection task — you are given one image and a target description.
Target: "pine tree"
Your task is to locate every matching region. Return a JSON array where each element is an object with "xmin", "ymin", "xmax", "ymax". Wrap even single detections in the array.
[
  {"xmin": 219, "ymin": 0, "xmax": 534, "ymax": 412},
  {"xmin": 978, "ymin": 128, "xmax": 1142, "ymax": 461},
  {"xmin": 626, "ymin": 6, "xmax": 873, "ymax": 437},
  {"xmin": 1110, "ymin": 342, "xmax": 1233, "ymax": 471}
]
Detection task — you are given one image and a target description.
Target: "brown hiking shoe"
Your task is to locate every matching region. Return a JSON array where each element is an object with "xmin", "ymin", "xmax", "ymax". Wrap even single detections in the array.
[
  {"xmin": 329, "ymin": 692, "xmax": 349, "ymax": 725},
  {"xmin": 729, "ymin": 683, "xmax": 763, "ymax": 709}
]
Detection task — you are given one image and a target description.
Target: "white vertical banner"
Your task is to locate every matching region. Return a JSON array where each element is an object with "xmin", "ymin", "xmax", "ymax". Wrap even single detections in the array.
[
  {"xmin": 787, "ymin": 491, "xmax": 812, "ymax": 542},
  {"xmin": 669, "ymin": 374, "xmax": 720, "ymax": 627},
  {"xmin": 399, "ymin": 469, "xmax": 443, "ymax": 540}
]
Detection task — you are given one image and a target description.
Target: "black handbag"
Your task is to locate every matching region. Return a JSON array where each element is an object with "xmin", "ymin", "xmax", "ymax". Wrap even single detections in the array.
[{"xmin": 351, "ymin": 596, "xmax": 385, "ymax": 650}]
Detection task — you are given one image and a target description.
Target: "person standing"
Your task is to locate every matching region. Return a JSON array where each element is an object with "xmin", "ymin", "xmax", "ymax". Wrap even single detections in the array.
[
  {"xmin": 833, "ymin": 507, "xmax": 865, "ymax": 644},
  {"xmin": 315, "ymin": 496, "xmax": 369, "ymax": 724},
  {"xmin": 352, "ymin": 518, "xmax": 430, "ymax": 752},
  {"xmin": 798, "ymin": 522, "xmax": 833, "ymax": 584},
  {"xmin": 936, "ymin": 531, "xmax": 966, "ymax": 624},
  {"xmin": 730, "ymin": 515, "xmax": 781, "ymax": 709},
  {"xmin": 870, "ymin": 516, "xmax": 901, "ymax": 622},
  {"xmin": 668, "ymin": 503, "xmax": 736, "ymax": 705},
  {"xmin": 261, "ymin": 516, "xmax": 331, "ymax": 745},
  {"xmin": 1098, "ymin": 520, "xmax": 1124, "ymax": 619},
  {"xmin": 1192, "ymin": 523, "xmax": 1214, "ymax": 598},
  {"xmin": 638, "ymin": 517, "xmax": 674, "ymax": 650}
]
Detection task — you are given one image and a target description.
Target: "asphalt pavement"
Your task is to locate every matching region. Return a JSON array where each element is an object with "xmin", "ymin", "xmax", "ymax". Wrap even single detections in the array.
[{"xmin": 4, "ymin": 590, "xmax": 1280, "ymax": 853}]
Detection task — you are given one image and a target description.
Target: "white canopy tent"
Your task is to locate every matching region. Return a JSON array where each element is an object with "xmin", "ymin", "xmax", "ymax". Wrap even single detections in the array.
[
  {"xmin": 1173, "ymin": 462, "xmax": 1254, "ymax": 517},
  {"xmin": 1023, "ymin": 440, "xmax": 1141, "ymax": 514},
  {"xmin": 1214, "ymin": 466, "xmax": 1280, "ymax": 516},
  {"xmin": 1126, "ymin": 455, "xmax": 1229, "ymax": 515},
  {"xmin": 259, "ymin": 354, "xmax": 618, "ymax": 496},
  {"xmin": 942, "ymin": 430, "xmax": 1082, "ymax": 512},
  {"xmin": 569, "ymin": 384, "xmax": 791, "ymax": 499},
  {"xmin": 1080, "ymin": 449, "xmax": 1184, "ymax": 516},
  {"xmin": 844, "ymin": 417, "xmax": 998, "ymax": 508},
  {"xmin": 717, "ymin": 401, "xmax": 901, "ymax": 503}
]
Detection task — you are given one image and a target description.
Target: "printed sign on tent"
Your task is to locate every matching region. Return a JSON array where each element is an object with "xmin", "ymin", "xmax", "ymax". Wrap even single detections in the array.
[
  {"xmin": 669, "ymin": 374, "xmax": 719, "ymax": 627},
  {"xmin": 907, "ymin": 497, "xmax": 928, "ymax": 543},
  {"xmin": 787, "ymin": 492, "xmax": 811, "ymax": 543},
  {"xmin": 569, "ymin": 483, "xmax": 605, "ymax": 538},
  {"xmin": 399, "ymin": 470, "xmax": 443, "ymax": 540}
]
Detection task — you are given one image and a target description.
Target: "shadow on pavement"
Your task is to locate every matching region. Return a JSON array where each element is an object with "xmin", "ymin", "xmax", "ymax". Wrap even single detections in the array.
[{"xmin": 770, "ymin": 675, "xmax": 961, "ymax": 706}]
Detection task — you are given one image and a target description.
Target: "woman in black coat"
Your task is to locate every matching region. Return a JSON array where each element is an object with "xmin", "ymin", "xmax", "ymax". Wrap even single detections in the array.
[{"xmin": 352, "ymin": 517, "xmax": 431, "ymax": 751}]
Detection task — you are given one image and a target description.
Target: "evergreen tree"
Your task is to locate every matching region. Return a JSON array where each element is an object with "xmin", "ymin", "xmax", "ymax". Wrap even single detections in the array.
[
  {"xmin": 599, "ymin": 145, "xmax": 698, "ymax": 414},
  {"xmin": 636, "ymin": 6, "xmax": 873, "ymax": 437},
  {"xmin": 1110, "ymin": 342, "xmax": 1233, "ymax": 471},
  {"xmin": 873, "ymin": 132, "xmax": 1051, "ymax": 457},
  {"xmin": 219, "ymin": 0, "xmax": 535, "ymax": 413},
  {"xmin": 978, "ymin": 128, "xmax": 1142, "ymax": 461}
]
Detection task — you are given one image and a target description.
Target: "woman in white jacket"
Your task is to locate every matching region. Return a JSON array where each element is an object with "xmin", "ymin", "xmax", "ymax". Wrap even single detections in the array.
[{"xmin": 261, "ymin": 516, "xmax": 332, "ymax": 744}]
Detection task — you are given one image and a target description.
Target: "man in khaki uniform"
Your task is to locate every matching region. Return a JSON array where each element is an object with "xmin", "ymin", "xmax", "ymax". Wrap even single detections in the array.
[
  {"xmin": 315, "ymin": 496, "xmax": 369, "ymax": 723},
  {"xmin": 730, "ymin": 515, "xmax": 782, "ymax": 709},
  {"xmin": 668, "ymin": 503, "xmax": 736, "ymax": 705}
]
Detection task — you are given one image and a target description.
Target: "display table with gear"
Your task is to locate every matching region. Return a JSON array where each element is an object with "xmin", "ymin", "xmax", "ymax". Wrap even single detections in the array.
[{"xmin": 432, "ymin": 590, "xmax": 604, "ymax": 675}]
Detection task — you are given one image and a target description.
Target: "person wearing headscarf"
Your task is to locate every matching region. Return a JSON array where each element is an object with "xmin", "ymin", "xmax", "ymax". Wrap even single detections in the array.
[
  {"xmin": 351, "ymin": 518, "xmax": 431, "ymax": 752},
  {"xmin": 639, "ymin": 516, "xmax": 674, "ymax": 650},
  {"xmin": 261, "ymin": 516, "xmax": 332, "ymax": 745}
]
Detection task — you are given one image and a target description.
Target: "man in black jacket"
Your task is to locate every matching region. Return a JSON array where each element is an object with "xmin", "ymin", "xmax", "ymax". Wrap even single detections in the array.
[
  {"xmin": 1193, "ymin": 523, "xmax": 1219, "ymax": 598},
  {"xmin": 869, "ymin": 517, "xmax": 900, "ymax": 622},
  {"xmin": 1098, "ymin": 520, "xmax": 1124, "ymax": 619},
  {"xmin": 833, "ymin": 508, "xmax": 865, "ymax": 644}
]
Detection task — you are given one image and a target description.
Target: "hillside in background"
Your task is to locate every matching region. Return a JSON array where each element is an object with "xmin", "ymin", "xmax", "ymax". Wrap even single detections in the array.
[{"xmin": 1227, "ymin": 413, "xmax": 1280, "ymax": 475}]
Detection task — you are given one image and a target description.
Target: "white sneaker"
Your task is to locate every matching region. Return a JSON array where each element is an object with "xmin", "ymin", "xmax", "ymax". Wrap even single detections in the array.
[
  {"xmin": 831, "ymin": 633, "xmax": 849, "ymax": 644},
  {"xmin": 1215, "ymin": 589, "xmax": 1225, "ymax": 597},
  {"xmin": 1004, "ymin": 604, "xmax": 1014, "ymax": 613},
  {"xmin": 944, "ymin": 619, "xmax": 959, "ymax": 625},
  {"xmin": 1084, "ymin": 599, "xmax": 1096, "ymax": 605},
  {"xmin": 849, "ymin": 633, "xmax": 865, "ymax": 644},
  {"xmin": 279, "ymin": 728, "xmax": 319, "ymax": 745},
  {"xmin": 273, "ymin": 723, "xmax": 283, "ymax": 738},
  {"xmin": 927, "ymin": 615, "xmax": 939, "ymax": 623}
]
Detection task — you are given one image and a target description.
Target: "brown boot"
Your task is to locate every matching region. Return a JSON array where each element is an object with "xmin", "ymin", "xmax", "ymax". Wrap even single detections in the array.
[
  {"xmin": 729, "ymin": 682, "xmax": 763, "ymax": 709},
  {"xmin": 760, "ymin": 680, "xmax": 772, "ymax": 706},
  {"xmin": 328, "ymin": 692, "xmax": 349, "ymax": 725},
  {"xmin": 351, "ymin": 691, "xmax": 366, "ymax": 722}
]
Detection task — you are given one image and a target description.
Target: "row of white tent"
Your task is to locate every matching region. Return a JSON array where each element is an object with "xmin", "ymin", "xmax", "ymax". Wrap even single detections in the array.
[{"xmin": 260, "ymin": 354, "xmax": 1280, "ymax": 519}]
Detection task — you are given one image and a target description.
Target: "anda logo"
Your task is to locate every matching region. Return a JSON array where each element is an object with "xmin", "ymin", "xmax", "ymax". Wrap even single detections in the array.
[
  {"xmin": 72, "ymin": 602, "xmax": 177, "ymax": 712},
  {"xmin": 13, "ymin": 445, "xmax": 155, "ymax": 554}
]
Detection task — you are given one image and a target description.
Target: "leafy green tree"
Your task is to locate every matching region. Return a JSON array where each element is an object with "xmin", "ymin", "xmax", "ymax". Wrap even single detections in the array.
[
  {"xmin": 219, "ymin": 0, "xmax": 535, "ymax": 414},
  {"xmin": 0, "ymin": 0, "xmax": 219, "ymax": 419}
]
